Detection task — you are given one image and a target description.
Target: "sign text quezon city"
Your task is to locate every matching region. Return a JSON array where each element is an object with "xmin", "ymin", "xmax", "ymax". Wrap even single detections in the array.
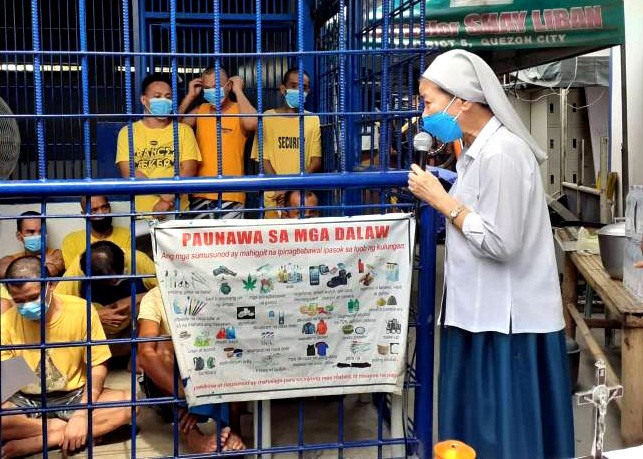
[{"xmin": 425, "ymin": 6, "xmax": 606, "ymax": 47}]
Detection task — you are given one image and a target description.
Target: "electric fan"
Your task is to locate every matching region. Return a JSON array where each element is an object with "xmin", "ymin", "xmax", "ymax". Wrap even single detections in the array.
[{"xmin": 0, "ymin": 96, "xmax": 21, "ymax": 179}]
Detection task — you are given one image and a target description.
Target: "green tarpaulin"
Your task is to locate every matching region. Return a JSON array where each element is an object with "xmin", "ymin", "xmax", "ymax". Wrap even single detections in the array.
[
  {"xmin": 427, "ymin": 0, "xmax": 623, "ymax": 71},
  {"xmin": 372, "ymin": 0, "xmax": 625, "ymax": 72},
  {"xmin": 422, "ymin": 1, "xmax": 622, "ymax": 49}
]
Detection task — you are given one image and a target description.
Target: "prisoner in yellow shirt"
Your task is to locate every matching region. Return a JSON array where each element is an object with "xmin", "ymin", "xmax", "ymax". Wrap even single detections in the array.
[
  {"xmin": 0, "ymin": 293, "xmax": 111, "ymax": 393},
  {"xmin": 54, "ymin": 249, "xmax": 157, "ymax": 335},
  {"xmin": 55, "ymin": 250, "xmax": 157, "ymax": 299},
  {"xmin": 137, "ymin": 286, "xmax": 170, "ymax": 336},
  {"xmin": 61, "ymin": 226, "xmax": 132, "ymax": 269},
  {"xmin": 251, "ymin": 109, "xmax": 321, "ymax": 215},
  {"xmin": 115, "ymin": 120, "xmax": 201, "ymax": 214}
]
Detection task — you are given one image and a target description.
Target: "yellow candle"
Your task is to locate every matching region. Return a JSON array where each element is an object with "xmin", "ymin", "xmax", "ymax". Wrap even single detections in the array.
[{"xmin": 434, "ymin": 440, "xmax": 476, "ymax": 459}]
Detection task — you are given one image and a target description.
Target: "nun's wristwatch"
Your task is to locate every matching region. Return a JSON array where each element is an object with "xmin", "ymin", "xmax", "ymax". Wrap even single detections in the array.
[{"xmin": 448, "ymin": 205, "xmax": 466, "ymax": 224}]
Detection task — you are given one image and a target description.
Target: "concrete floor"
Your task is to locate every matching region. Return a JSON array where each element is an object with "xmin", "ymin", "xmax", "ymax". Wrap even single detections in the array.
[{"xmin": 22, "ymin": 244, "xmax": 630, "ymax": 458}]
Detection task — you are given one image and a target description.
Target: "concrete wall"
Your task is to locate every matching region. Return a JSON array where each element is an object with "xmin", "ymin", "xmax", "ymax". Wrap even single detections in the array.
[
  {"xmin": 610, "ymin": 1, "xmax": 643, "ymax": 214},
  {"xmin": 0, "ymin": 201, "xmax": 136, "ymax": 257}
]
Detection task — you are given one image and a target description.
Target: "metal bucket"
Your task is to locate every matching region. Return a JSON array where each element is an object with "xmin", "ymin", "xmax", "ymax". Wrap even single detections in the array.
[{"xmin": 597, "ymin": 220, "xmax": 625, "ymax": 280}]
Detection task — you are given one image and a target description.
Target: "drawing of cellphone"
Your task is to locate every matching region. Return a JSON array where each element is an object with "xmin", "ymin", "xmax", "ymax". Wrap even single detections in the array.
[{"xmin": 309, "ymin": 266, "xmax": 320, "ymax": 285}]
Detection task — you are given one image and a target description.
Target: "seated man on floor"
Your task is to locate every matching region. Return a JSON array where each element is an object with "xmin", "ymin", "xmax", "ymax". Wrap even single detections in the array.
[
  {"xmin": 61, "ymin": 195, "xmax": 132, "ymax": 268},
  {"xmin": 0, "ymin": 256, "xmax": 134, "ymax": 458},
  {"xmin": 137, "ymin": 286, "xmax": 245, "ymax": 453},
  {"xmin": 281, "ymin": 190, "xmax": 320, "ymax": 219},
  {"xmin": 55, "ymin": 240, "xmax": 157, "ymax": 357},
  {"xmin": 0, "ymin": 211, "xmax": 65, "ymax": 278}
]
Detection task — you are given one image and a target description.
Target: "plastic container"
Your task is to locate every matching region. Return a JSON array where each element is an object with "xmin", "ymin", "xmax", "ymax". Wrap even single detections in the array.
[
  {"xmin": 623, "ymin": 186, "xmax": 643, "ymax": 300},
  {"xmin": 625, "ymin": 185, "xmax": 643, "ymax": 239},
  {"xmin": 623, "ymin": 235, "xmax": 643, "ymax": 301}
]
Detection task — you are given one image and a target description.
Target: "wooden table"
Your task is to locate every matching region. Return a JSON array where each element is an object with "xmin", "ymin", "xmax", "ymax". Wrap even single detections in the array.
[{"xmin": 557, "ymin": 228, "xmax": 643, "ymax": 446}]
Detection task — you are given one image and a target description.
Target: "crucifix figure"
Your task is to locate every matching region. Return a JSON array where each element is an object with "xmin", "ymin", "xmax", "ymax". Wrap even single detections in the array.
[{"xmin": 576, "ymin": 360, "xmax": 623, "ymax": 459}]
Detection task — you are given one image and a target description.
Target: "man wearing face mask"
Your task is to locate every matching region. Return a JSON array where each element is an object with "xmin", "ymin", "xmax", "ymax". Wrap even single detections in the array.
[
  {"xmin": 1, "ymin": 256, "xmax": 133, "ymax": 458},
  {"xmin": 61, "ymin": 196, "xmax": 131, "ymax": 268},
  {"xmin": 55, "ymin": 241, "xmax": 157, "ymax": 356},
  {"xmin": 178, "ymin": 65, "xmax": 258, "ymax": 218},
  {"xmin": 115, "ymin": 73, "xmax": 202, "ymax": 218},
  {"xmin": 0, "ymin": 211, "xmax": 65, "ymax": 279},
  {"xmin": 251, "ymin": 67, "xmax": 322, "ymax": 218}
]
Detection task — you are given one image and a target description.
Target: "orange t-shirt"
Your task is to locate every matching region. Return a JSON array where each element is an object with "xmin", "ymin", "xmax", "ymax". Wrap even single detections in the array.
[{"xmin": 194, "ymin": 102, "xmax": 247, "ymax": 204}]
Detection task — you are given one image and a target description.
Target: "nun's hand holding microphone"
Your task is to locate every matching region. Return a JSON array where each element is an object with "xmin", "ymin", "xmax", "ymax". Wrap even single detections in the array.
[{"xmin": 407, "ymin": 164, "xmax": 450, "ymax": 209}]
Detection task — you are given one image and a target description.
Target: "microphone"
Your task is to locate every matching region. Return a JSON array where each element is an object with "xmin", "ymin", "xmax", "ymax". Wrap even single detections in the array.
[
  {"xmin": 413, "ymin": 132, "xmax": 433, "ymax": 170},
  {"xmin": 411, "ymin": 132, "xmax": 432, "ymax": 215}
]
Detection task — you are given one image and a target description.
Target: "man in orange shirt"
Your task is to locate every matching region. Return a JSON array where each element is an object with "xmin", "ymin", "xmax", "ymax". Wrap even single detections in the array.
[{"xmin": 179, "ymin": 66, "xmax": 257, "ymax": 218}]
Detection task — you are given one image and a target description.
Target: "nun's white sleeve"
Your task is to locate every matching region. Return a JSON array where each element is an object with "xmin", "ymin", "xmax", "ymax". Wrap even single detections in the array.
[{"xmin": 459, "ymin": 144, "xmax": 533, "ymax": 263}]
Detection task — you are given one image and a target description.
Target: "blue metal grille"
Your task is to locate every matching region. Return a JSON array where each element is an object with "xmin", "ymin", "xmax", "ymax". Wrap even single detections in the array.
[{"xmin": 0, "ymin": 1, "xmax": 436, "ymax": 457}]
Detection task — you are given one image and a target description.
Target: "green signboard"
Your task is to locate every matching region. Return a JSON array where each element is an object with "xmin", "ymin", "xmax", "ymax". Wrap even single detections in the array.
[
  {"xmin": 372, "ymin": 0, "xmax": 624, "ymax": 51},
  {"xmin": 422, "ymin": 0, "xmax": 624, "ymax": 50}
]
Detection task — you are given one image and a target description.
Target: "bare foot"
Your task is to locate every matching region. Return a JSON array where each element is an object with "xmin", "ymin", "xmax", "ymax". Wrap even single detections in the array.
[
  {"xmin": 221, "ymin": 427, "xmax": 246, "ymax": 451},
  {"xmin": 185, "ymin": 426, "xmax": 218, "ymax": 454},
  {"xmin": 1, "ymin": 418, "xmax": 67, "ymax": 458}
]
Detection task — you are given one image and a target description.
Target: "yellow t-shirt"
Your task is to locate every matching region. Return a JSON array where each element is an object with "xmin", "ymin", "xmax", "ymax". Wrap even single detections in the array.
[
  {"xmin": 251, "ymin": 109, "xmax": 321, "ymax": 173},
  {"xmin": 54, "ymin": 250, "xmax": 158, "ymax": 299},
  {"xmin": 1, "ymin": 283, "xmax": 13, "ymax": 312},
  {"xmin": 251, "ymin": 109, "xmax": 322, "ymax": 212},
  {"xmin": 61, "ymin": 226, "xmax": 132, "ymax": 269},
  {"xmin": 115, "ymin": 120, "xmax": 202, "ymax": 214},
  {"xmin": 0, "ymin": 293, "xmax": 111, "ymax": 393},
  {"xmin": 137, "ymin": 286, "xmax": 170, "ymax": 336},
  {"xmin": 1, "ymin": 284, "xmax": 10, "ymax": 301},
  {"xmin": 194, "ymin": 102, "xmax": 247, "ymax": 204}
]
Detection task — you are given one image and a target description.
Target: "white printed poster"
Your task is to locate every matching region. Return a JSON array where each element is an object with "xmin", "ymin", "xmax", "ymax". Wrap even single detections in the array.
[{"xmin": 151, "ymin": 214, "xmax": 416, "ymax": 405}]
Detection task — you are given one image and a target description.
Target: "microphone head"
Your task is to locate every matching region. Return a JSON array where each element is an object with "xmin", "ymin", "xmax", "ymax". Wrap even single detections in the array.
[{"xmin": 413, "ymin": 131, "xmax": 433, "ymax": 152}]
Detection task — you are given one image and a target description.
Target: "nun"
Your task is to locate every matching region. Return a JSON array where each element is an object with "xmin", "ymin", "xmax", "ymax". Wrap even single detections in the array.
[{"xmin": 408, "ymin": 49, "xmax": 574, "ymax": 458}]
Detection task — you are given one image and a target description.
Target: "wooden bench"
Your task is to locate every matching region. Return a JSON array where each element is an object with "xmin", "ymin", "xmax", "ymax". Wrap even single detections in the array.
[{"xmin": 556, "ymin": 227, "xmax": 643, "ymax": 446}]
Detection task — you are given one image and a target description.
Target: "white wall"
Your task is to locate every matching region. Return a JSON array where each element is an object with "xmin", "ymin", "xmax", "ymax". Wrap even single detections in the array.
[
  {"xmin": 611, "ymin": 0, "xmax": 643, "ymax": 214},
  {"xmin": 0, "ymin": 201, "xmax": 135, "ymax": 257}
]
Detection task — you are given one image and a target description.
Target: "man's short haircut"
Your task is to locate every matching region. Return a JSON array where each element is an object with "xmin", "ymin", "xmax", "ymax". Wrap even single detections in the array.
[
  {"xmin": 282, "ymin": 67, "xmax": 310, "ymax": 86},
  {"xmin": 80, "ymin": 240, "xmax": 125, "ymax": 277},
  {"xmin": 284, "ymin": 190, "xmax": 317, "ymax": 207},
  {"xmin": 17, "ymin": 211, "xmax": 42, "ymax": 232},
  {"xmin": 80, "ymin": 195, "xmax": 109, "ymax": 210},
  {"xmin": 202, "ymin": 64, "xmax": 229, "ymax": 79},
  {"xmin": 141, "ymin": 73, "xmax": 172, "ymax": 94},
  {"xmin": 5, "ymin": 256, "xmax": 42, "ymax": 284}
]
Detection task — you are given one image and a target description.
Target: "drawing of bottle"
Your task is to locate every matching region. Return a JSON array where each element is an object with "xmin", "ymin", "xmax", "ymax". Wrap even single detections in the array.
[
  {"xmin": 278, "ymin": 311, "xmax": 285, "ymax": 325},
  {"xmin": 358, "ymin": 258, "xmax": 364, "ymax": 273}
]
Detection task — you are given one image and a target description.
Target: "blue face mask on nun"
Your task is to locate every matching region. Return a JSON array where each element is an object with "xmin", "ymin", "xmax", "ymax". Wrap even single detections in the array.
[{"xmin": 421, "ymin": 96, "xmax": 463, "ymax": 143}]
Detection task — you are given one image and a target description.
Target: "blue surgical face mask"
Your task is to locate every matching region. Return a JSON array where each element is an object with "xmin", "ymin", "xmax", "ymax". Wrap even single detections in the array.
[
  {"xmin": 203, "ymin": 87, "xmax": 226, "ymax": 106},
  {"xmin": 148, "ymin": 98, "xmax": 172, "ymax": 117},
  {"xmin": 23, "ymin": 234, "xmax": 42, "ymax": 253},
  {"xmin": 16, "ymin": 288, "xmax": 51, "ymax": 321},
  {"xmin": 421, "ymin": 96, "xmax": 462, "ymax": 143},
  {"xmin": 284, "ymin": 89, "xmax": 307, "ymax": 109}
]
